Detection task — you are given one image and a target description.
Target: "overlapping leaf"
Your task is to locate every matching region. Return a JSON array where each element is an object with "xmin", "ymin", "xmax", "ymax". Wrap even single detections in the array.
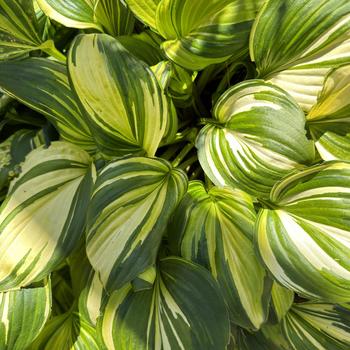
[
  {"xmin": 99, "ymin": 257, "xmax": 230, "ymax": 350},
  {"xmin": 282, "ymin": 303, "xmax": 350, "ymax": 350},
  {"xmin": 0, "ymin": 0, "xmax": 63, "ymax": 60},
  {"xmin": 68, "ymin": 34, "xmax": 177, "ymax": 158},
  {"xmin": 269, "ymin": 282, "xmax": 294, "ymax": 323},
  {"xmin": 169, "ymin": 181, "xmax": 271, "ymax": 330},
  {"xmin": 155, "ymin": 0, "xmax": 263, "ymax": 70},
  {"xmin": 86, "ymin": 156, "xmax": 187, "ymax": 292},
  {"xmin": 316, "ymin": 132, "xmax": 350, "ymax": 161},
  {"xmin": 307, "ymin": 65, "xmax": 350, "ymax": 139},
  {"xmin": 250, "ymin": 0, "xmax": 350, "ymax": 111},
  {"xmin": 197, "ymin": 80, "xmax": 314, "ymax": 198},
  {"xmin": 0, "ymin": 278, "xmax": 51, "ymax": 350},
  {"xmin": 29, "ymin": 311, "xmax": 103, "ymax": 350},
  {"xmin": 37, "ymin": 0, "xmax": 134, "ymax": 35},
  {"xmin": 0, "ymin": 129, "xmax": 43, "ymax": 191},
  {"xmin": 0, "ymin": 141, "xmax": 96, "ymax": 291},
  {"xmin": 0, "ymin": 58, "xmax": 96, "ymax": 153},
  {"xmin": 256, "ymin": 161, "xmax": 350, "ymax": 302}
]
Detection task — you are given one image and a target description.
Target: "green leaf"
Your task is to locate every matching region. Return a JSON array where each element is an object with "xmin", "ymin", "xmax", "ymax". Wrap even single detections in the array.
[
  {"xmin": 196, "ymin": 80, "xmax": 315, "ymax": 199},
  {"xmin": 282, "ymin": 302, "xmax": 350, "ymax": 350},
  {"xmin": 269, "ymin": 282, "xmax": 294, "ymax": 323},
  {"xmin": 68, "ymin": 34, "xmax": 177, "ymax": 158},
  {"xmin": 0, "ymin": 129, "xmax": 43, "ymax": 191},
  {"xmin": 256, "ymin": 161, "xmax": 350, "ymax": 302},
  {"xmin": 0, "ymin": 58, "xmax": 96, "ymax": 153},
  {"xmin": 234, "ymin": 324, "xmax": 292, "ymax": 350},
  {"xmin": 0, "ymin": 278, "xmax": 51, "ymax": 350},
  {"xmin": 250, "ymin": 0, "xmax": 350, "ymax": 78},
  {"xmin": 155, "ymin": 0, "xmax": 262, "ymax": 70},
  {"xmin": 37, "ymin": 0, "xmax": 134, "ymax": 35},
  {"xmin": 307, "ymin": 65, "xmax": 350, "ymax": 138},
  {"xmin": 117, "ymin": 30, "xmax": 164, "ymax": 66},
  {"xmin": 169, "ymin": 181, "xmax": 271, "ymax": 330},
  {"xmin": 29, "ymin": 311, "xmax": 104, "ymax": 350},
  {"xmin": 250, "ymin": 0, "xmax": 350, "ymax": 111},
  {"xmin": 0, "ymin": 141, "xmax": 96, "ymax": 291},
  {"xmin": 99, "ymin": 257, "xmax": 230, "ymax": 350},
  {"xmin": 0, "ymin": 0, "xmax": 60, "ymax": 60},
  {"xmin": 125, "ymin": 0, "xmax": 160, "ymax": 29},
  {"xmin": 316, "ymin": 132, "xmax": 350, "ymax": 161},
  {"xmin": 86, "ymin": 156, "xmax": 188, "ymax": 292}
]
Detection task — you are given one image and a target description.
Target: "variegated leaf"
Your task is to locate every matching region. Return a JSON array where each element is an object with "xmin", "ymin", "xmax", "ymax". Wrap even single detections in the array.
[
  {"xmin": 118, "ymin": 30, "xmax": 164, "ymax": 66},
  {"xmin": 125, "ymin": 0, "xmax": 160, "ymax": 29},
  {"xmin": 256, "ymin": 161, "xmax": 350, "ymax": 302},
  {"xmin": 282, "ymin": 302, "xmax": 350, "ymax": 350},
  {"xmin": 68, "ymin": 34, "xmax": 177, "ymax": 159},
  {"xmin": 196, "ymin": 80, "xmax": 315, "ymax": 199},
  {"xmin": 37, "ymin": 0, "xmax": 134, "ymax": 35},
  {"xmin": 0, "ymin": 58, "xmax": 96, "ymax": 153},
  {"xmin": 234, "ymin": 324, "xmax": 292, "ymax": 350},
  {"xmin": 86, "ymin": 156, "xmax": 187, "ymax": 292},
  {"xmin": 0, "ymin": 141, "xmax": 96, "ymax": 291},
  {"xmin": 0, "ymin": 278, "xmax": 51, "ymax": 350},
  {"xmin": 250, "ymin": 0, "xmax": 350, "ymax": 111},
  {"xmin": 155, "ymin": 0, "xmax": 263, "ymax": 70},
  {"xmin": 307, "ymin": 65, "xmax": 350, "ymax": 139},
  {"xmin": 0, "ymin": 129, "xmax": 43, "ymax": 191},
  {"xmin": 169, "ymin": 181, "xmax": 271, "ymax": 330},
  {"xmin": 29, "ymin": 311, "xmax": 104, "ymax": 350},
  {"xmin": 316, "ymin": 132, "xmax": 350, "ymax": 161},
  {"xmin": 269, "ymin": 282, "xmax": 294, "ymax": 323},
  {"xmin": 0, "ymin": 0, "xmax": 64, "ymax": 60},
  {"xmin": 99, "ymin": 257, "xmax": 230, "ymax": 350}
]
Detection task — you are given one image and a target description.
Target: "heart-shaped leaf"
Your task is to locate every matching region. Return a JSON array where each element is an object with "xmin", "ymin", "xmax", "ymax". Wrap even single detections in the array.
[{"xmin": 197, "ymin": 80, "xmax": 314, "ymax": 198}]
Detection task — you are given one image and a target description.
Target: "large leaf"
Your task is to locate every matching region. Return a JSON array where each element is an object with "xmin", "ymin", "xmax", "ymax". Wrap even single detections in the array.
[
  {"xmin": 169, "ymin": 181, "xmax": 271, "ymax": 330},
  {"xmin": 86, "ymin": 156, "xmax": 187, "ymax": 292},
  {"xmin": 0, "ymin": 0, "xmax": 63, "ymax": 60},
  {"xmin": 282, "ymin": 302, "xmax": 350, "ymax": 350},
  {"xmin": 316, "ymin": 132, "xmax": 350, "ymax": 161},
  {"xmin": 68, "ymin": 34, "xmax": 177, "ymax": 158},
  {"xmin": 155, "ymin": 0, "xmax": 262, "ymax": 70},
  {"xmin": 196, "ymin": 80, "xmax": 315, "ymax": 199},
  {"xmin": 256, "ymin": 161, "xmax": 350, "ymax": 302},
  {"xmin": 37, "ymin": 0, "xmax": 134, "ymax": 35},
  {"xmin": 307, "ymin": 65, "xmax": 350, "ymax": 139},
  {"xmin": 29, "ymin": 311, "xmax": 104, "ymax": 350},
  {"xmin": 0, "ymin": 278, "xmax": 51, "ymax": 350},
  {"xmin": 99, "ymin": 257, "xmax": 230, "ymax": 350},
  {"xmin": 250, "ymin": 0, "xmax": 350, "ymax": 111},
  {"xmin": 0, "ymin": 58, "xmax": 96, "ymax": 153},
  {"xmin": 250, "ymin": 0, "xmax": 350, "ymax": 77},
  {"xmin": 0, "ymin": 141, "xmax": 96, "ymax": 291}
]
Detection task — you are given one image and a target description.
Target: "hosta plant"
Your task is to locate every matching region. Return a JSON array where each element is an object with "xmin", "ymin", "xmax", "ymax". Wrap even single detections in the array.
[{"xmin": 0, "ymin": 0, "xmax": 350, "ymax": 349}]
